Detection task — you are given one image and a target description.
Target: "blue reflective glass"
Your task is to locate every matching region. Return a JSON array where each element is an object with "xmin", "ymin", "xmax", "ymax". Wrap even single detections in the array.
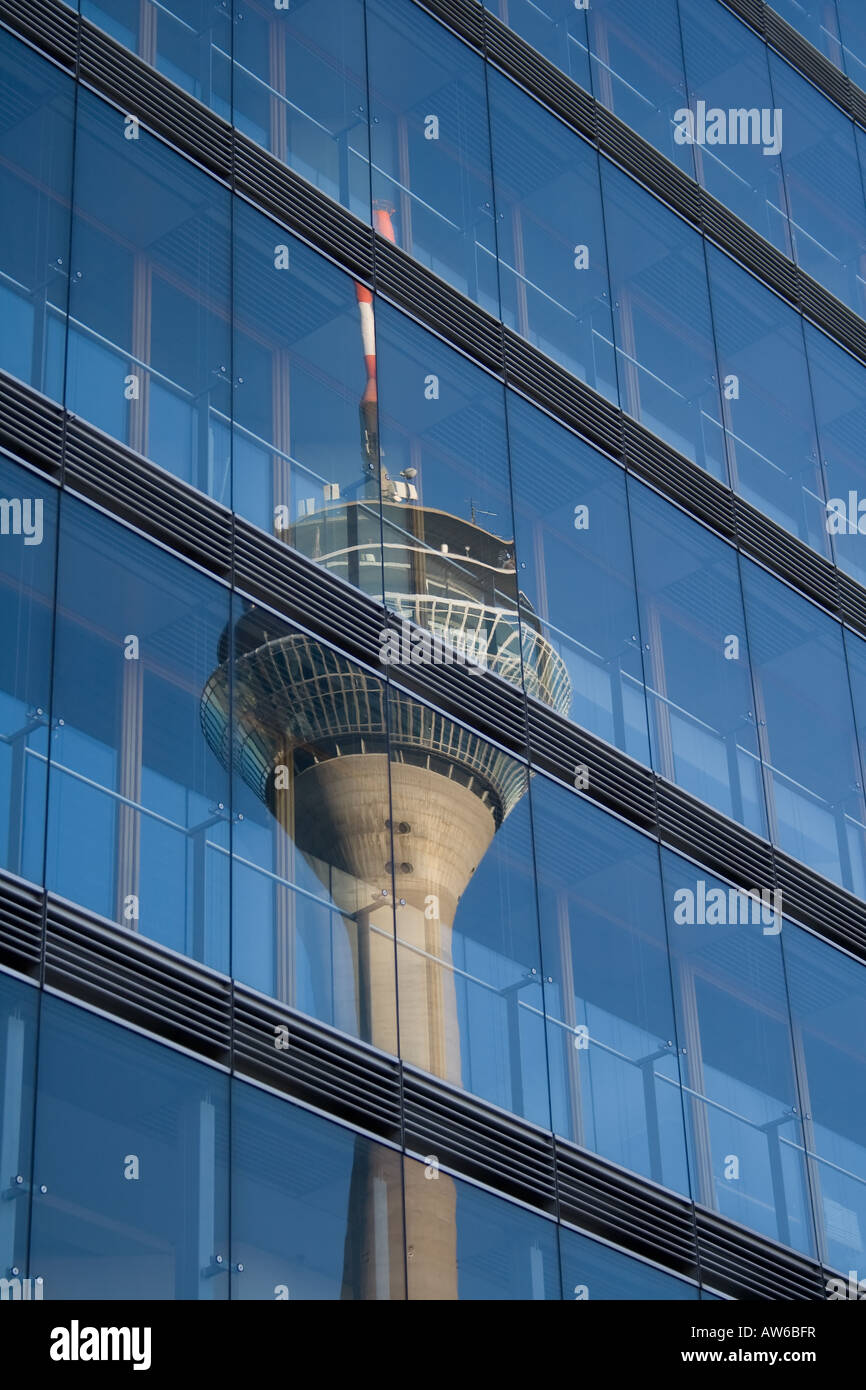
[
  {"xmin": 0, "ymin": 33, "xmax": 73, "ymax": 402},
  {"xmin": 741, "ymin": 559, "xmax": 866, "ymax": 894},
  {"xmin": 483, "ymin": 0, "xmax": 591, "ymax": 91},
  {"xmin": 231, "ymin": 1082, "xmax": 405, "ymax": 1299},
  {"xmin": 837, "ymin": 0, "xmax": 866, "ymax": 87},
  {"xmin": 30, "ymin": 996, "xmax": 229, "ymax": 1299},
  {"xmin": 507, "ymin": 393, "xmax": 648, "ymax": 761},
  {"xmin": 843, "ymin": 629, "xmax": 866, "ymax": 806},
  {"xmin": 391, "ymin": 696, "xmax": 548, "ymax": 1125},
  {"xmin": 226, "ymin": 599, "xmax": 397, "ymax": 1048},
  {"xmin": 561, "ymin": 1227, "xmax": 699, "ymax": 1299},
  {"xmin": 628, "ymin": 483, "xmax": 766, "ymax": 834},
  {"xmin": 769, "ymin": 53, "xmax": 866, "ymax": 318},
  {"xmin": 81, "ymin": 0, "xmax": 231, "ymax": 116},
  {"xmin": 232, "ymin": 0, "xmax": 370, "ymax": 220},
  {"xmin": 47, "ymin": 499, "xmax": 231, "ymax": 970},
  {"xmin": 784, "ymin": 926, "xmax": 866, "ymax": 1272},
  {"xmin": 532, "ymin": 777, "xmax": 690, "ymax": 1194},
  {"xmin": 0, "ymin": 459, "xmax": 56, "ymax": 886},
  {"xmin": 367, "ymin": 0, "xmax": 499, "ymax": 314},
  {"xmin": 768, "ymin": 0, "xmax": 843, "ymax": 68},
  {"xmin": 232, "ymin": 202, "xmax": 384, "ymax": 602},
  {"xmin": 587, "ymin": 0, "xmax": 693, "ymax": 174},
  {"xmin": 661, "ymin": 851, "xmax": 815, "ymax": 1255},
  {"xmin": 373, "ymin": 302, "xmax": 521, "ymax": 690},
  {"xmin": 805, "ymin": 322, "xmax": 866, "ymax": 586},
  {"xmin": 66, "ymin": 90, "xmax": 232, "ymax": 503},
  {"xmin": 678, "ymin": 0, "xmax": 791, "ymax": 255},
  {"xmin": 706, "ymin": 245, "xmax": 827, "ymax": 554},
  {"xmin": 602, "ymin": 160, "xmax": 725, "ymax": 476},
  {"xmin": 404, "ymin": 1157, "xmax": 561, "ymax": 1299},
  {"xmin": 488, "ymin": 70, "xmax": 617, "ymax": 400},
  {"xmin": 0, "ymin": 974, "xmax": 38, "ymax": 1283}
]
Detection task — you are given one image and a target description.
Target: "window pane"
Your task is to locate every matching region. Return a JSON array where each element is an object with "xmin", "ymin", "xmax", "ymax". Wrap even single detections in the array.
[
  {"xmin": 843, "ymin": 628, "xmax": 866, "ymax": 811},
  {"xmin": 367, "ymin": 0, "xmax": 499, "ymax": 314},
  {"xmin": 47, "ymin": 499, "xmax": 231, "ymax": 970},
  {"xmin": 706, "ymin": 245, "xmax": 827, "ymax": 554},
  {"xmin": 232, "ymin": 1082, "xmax": 405, "ymax": 1300},
  {"xmin": 388, "ymin": 688, "xmax": 548, "ymax": 1126},
  {"xmin": 483, "ymin": 0, "xmax": 591, "ymax": 92},
  {"xmin": 404, "ymin": 1156, "xmax": 561, "ymax": 1299},
  {"xmin": 0, "ymin": 458, "xmax": 56, "ymax": 885},
  {"xmin": 532, "ymin": 777, "xmax": 690, "ymax": 1194},
  {"xmin": 222, "ymin": 600, "xmax": 398, "ymax": 1049},
  {"xmin": 488, "ymin": 70, "xmax": 617, "ymax": 401},
  {"xmin": 678, "ymin": 0, "xmax": 791, "ymax": 255},
  {"xmin": 628, "ymin": 483, "xmax": 766, "ymax": 834},
  {"xmin": 30, "ymin": 997, "xmax": 229, "ymax": 1298},
  {"xmin": 784, "ymin": 926, "xmax": 866, "ymax": 1272},
  {"xmin": 507, "ymin": 393, "xmax": 647, "ymax": 760},
  {"xmin": 602, "ymin": 160, "xmax": 725, "ymax": 477},
  {"xmin": 769, "ymin": 52, "xmax": 866, "ymax": 318},
  {"xmin": 0, "ymin": 974, "xmax": 38, "ymax": 1284},
  {"xmin": 561, "ymin": 1227, "xmax": 699, "ymax": 1299},
  {"xmin": 232, "ymin": 202, "xmax": 384, "ymax": 604},
  {"xmin": 742, "ymin": 559, "xmax": 866, "ymax": 894},
  {"xmin": 232, "ymin": 0, "xmax": 369, "ymax": 221},
  {"xmin": 587, "ymin": 0, "xmax": 694, "ymax": 175},
  {"xmin": 0, "ymin": 33, "xmax": 73, "ymax": 402},
  {"xmin": 374, "ymin": 303, "xmax": 522, "ymax": 694},
  {"xmin": 662, "ymin": 851, "xmax": 815, "ymax": 1255},
  {"xmin": 81, "ymin": 0, "xmax": 231, "ymax": 117},
  {"xmin": 805, "ymin": 322, "xmax": 866, "ymax": 586},
  {"xmin": 66, "ymin": 90, "xmax": 232, "ymax": 504}
]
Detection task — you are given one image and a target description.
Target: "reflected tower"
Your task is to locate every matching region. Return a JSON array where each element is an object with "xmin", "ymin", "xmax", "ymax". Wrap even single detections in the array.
[{"xmin": 201, "ymin": 220, "xmax": 571, "ymax": 1296}]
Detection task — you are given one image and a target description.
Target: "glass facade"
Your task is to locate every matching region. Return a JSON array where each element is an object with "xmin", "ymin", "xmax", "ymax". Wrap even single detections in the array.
[
  {"xmin": 2, "ymin": 0, "xmax": 866, "ymax": 1302},
  {"xmin": 4, "ymin": 398, "xmax": 866, "ymax": 1272},
  {"xmin": 4, "ymin": 23, "xmax": 866, "ymax": 568}
]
